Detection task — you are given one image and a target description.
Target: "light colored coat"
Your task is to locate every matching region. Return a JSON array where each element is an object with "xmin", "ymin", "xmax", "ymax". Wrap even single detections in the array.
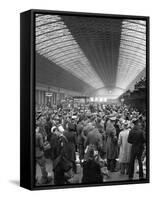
[{"xmin": 118, "ymin": 129, "xmax": 132, "ymax": 163}]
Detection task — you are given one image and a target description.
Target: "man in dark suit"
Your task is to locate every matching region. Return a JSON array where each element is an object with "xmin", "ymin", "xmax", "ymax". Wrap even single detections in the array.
[{"xmin": 128, "ymin": 118, "xmax": 145, "ymax": 179}]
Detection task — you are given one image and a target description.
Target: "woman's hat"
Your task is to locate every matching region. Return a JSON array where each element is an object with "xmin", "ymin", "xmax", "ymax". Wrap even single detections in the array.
[{"xmin": 51, "ymin": 126, "xmax": 57, "ymax": 133}]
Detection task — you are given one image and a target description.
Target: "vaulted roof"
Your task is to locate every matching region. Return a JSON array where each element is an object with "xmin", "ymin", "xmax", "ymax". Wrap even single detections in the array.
[{"xmin": 36, "ymin": 14, "xmax": 146, "ymax": 99}]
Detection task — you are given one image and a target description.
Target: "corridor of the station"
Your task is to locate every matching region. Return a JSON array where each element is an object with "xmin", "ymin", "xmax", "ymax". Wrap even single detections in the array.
[{"xmin": 35, "ymin": 13, "xmax": 147, "ymax": 186}]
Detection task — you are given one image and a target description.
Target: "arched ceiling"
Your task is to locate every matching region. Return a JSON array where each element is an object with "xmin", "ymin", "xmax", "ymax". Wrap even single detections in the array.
[
  {"xmin": 35, "ymin": 14, "xmax": 146, "ymax": 99},
  {"xmin": 36, "ymin": 52, "xmax": 94, "ymax": 94}
]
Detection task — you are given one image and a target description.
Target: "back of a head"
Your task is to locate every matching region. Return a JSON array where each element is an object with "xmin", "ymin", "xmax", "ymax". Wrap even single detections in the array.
[{"xmin": 68, "ymin": 123, "xmax": 75, "ymax": 131}]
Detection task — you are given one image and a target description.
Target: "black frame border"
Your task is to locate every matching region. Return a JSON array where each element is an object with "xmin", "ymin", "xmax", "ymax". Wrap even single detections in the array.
[{"xmin": 20, "ymin": 9, "xmax": 150, "ymax": 190}]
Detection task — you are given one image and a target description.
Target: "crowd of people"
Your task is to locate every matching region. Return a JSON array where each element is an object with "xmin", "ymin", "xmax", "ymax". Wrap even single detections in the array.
[
  {"xmin": 35, "ymin": 102, "xmax": 146, "ymax": 186},
  {"xmin": 135, "ymin": 77, "xmax": 146, "ymax": 90}
]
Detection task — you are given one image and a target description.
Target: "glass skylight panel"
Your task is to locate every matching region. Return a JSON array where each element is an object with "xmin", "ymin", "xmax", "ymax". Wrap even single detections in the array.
[
  {"xmin": 122, "ymin": 30, "xmax": 146, "ymax": 40},
  {"xmin": 119, "ymin": 54, "xmax": 145, "ymax": 63},
  {"xmin": 36, "ymin": 15, "xmax": 61, "ymax": 26},
  {"xmin": 119, "ymin": 57, "xmax": 145, "ymax": 66},
  {"xmin": 122, "ymin": 20, "xmax": 146, "ymax": 30},
  {"xmin": 121, "ymin": 37, "xmax": 146, "ymax": 46},
  {"xmin": 37, "ymin": 38, "xmax": 77, "ymax": 52},
  {"xmin": 36, "ymin": 14, "xmax": 60, "ymax": 21},
  {"xmin": 119, "ymin": 51, "xmax": 145, "ymax": 58},
  {"xmin": 123, "ymin": 45, "xmax": 143, "ymax": 54},
  {"xmin": 38, "ymin": 40, "xmax": 77, "ymax": 55},
  {"xmin": 122, "ymin": 23, "xmax": 146, "ymax": 33},
  {"xmin": 119, "ymin": 61, "xmax": 144, "ymax": 69},
  {"xmin": 50, "ymin": 49, "xmax": 81, "ymax": 60},
  {"xmin": 120, "ymin": 41, "xmax": 146, "ymax": 51},
  {"xmin": 53, "ymin": 54, "xmax": 82, "ymax": 63},
  {"xmin": 46, "ymin": 45, "xmax": 78, "ymax": 57},
  {"xmin": 36, "ymin": 23, "xmax": 66, "ymax": 36},
  {"xmin": 120, "ymin": 45, "xmax": 145, "ymax": 54},
  {"xmin": 119, "ymin": 53, "xmax": 145, "ymax": 61},
  {"xmin": 116, "ymin": 19, "xmax": 146, "ymax": 91},
  {"xmin": 37, "ymin": 21, "xmax": 66, "ymax": 31},
  {"xmin": 120, "ymin": 48, "xmax": 146, "ymax": 58},
  {"xmin": 37, "ymin": 35, "xmax": 74, "ymax": 50},
  {"xmin": 54, "ymin": 56, "xmax": 83, "ymax": 65},
  {"xmin": 36, "ymin": 14, "xmax": 104, "ymax": 89},
  {"xmin": 127, "ymin": 20, "xmax": 146, "ymax": 26},
  {"xmin": 120, "ymin": 48, "xmax": 145, "ymax": 56},
  {"xmin": 36, "ymin": 29, "xmax": 70, "ymax": 44}
]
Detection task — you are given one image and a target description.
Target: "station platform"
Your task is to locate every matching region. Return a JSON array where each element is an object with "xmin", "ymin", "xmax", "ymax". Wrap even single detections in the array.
[{"xmin": 36, "ymin": 156, "xmax": 145, "ymax": 186}]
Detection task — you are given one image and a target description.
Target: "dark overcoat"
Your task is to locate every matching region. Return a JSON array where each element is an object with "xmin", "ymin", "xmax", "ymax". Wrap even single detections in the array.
[
  {"xmin": 63, "ymin": 130, "xmax": 77, "ymax": 163},
  {"xmin": 106, "ymin": 121, "xmax": 118, "ymax": 159}
]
